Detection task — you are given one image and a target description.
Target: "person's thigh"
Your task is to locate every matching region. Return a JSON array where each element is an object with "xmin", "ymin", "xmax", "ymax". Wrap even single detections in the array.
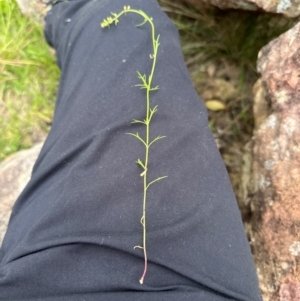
[{"xmin": 0, "ymin": 1, "xmax": 261, "ymax": 300}]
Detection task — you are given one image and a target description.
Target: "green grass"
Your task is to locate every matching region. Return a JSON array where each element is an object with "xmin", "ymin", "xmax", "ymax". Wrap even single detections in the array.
[{"xmin": 0, "ymin": 0, "xmax": 59, "ymax": 160}]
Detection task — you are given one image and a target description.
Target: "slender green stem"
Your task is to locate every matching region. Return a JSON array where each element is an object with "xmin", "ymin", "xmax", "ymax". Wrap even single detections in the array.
[{"xmin": 101, "ymin": 6, "xmax": 166, "ymax": 285}]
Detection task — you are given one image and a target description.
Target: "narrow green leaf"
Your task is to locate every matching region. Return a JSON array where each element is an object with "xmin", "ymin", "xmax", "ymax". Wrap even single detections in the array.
[
  {"xmin": 151, "ymin": 105, "xmax": 158, "ymax": 113},
  {"xmin": 136, "ymin": 71, "xmax": 148, "ymax": 87},
  {"xmin": 136, "ymin": 158, "xmax": 145, "ymax": 169},
  {"xmin": 126, "ymin": 132, "xmax": 147, "ymax": 147},
  {"xmin": 131, "ymin": 119, "xmax": 146, "ymax": 124},
  {"xmin": 149, "ymin": 135, "xmax": 166, "ymax": 147},
  {"xmin": 148, "ymin": 105, "xmax": 158, "ymax": 123},
  {"xmin": 135, "ymin": 84, "xmax": 147, "ymax": 89},
  {"xmin": 146, "ymin": 176, "xmax": 168, "ymax": 190},
  {"xmin": 136, "ymin": 18, "xmax": 147, "ymax": 27}
]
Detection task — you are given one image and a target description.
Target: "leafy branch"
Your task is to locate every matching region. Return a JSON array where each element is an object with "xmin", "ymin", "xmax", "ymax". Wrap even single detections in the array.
[
  {"xmin": 126, "ymin": 132, "xmax": 147, "ymax": 147},
  {"xmin": 101, "ymin": 6, "xmax": 167, "ymax": 285}
]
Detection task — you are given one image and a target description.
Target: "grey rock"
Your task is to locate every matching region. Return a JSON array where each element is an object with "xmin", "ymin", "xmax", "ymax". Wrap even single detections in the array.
[
  {"xmin": 247, "ymin": 22, "xmax": 300, "ymax": 300},
  {"xmin": 0, "ymin": 143, "xmax": 43, "ymax": 246},
  {"xmin": 183, "ymin": 0, "xmax": 300, "ymax": 18},
  {"xmin": 16, "ymin": 0, "xmax": 49, "ymax": 24}
]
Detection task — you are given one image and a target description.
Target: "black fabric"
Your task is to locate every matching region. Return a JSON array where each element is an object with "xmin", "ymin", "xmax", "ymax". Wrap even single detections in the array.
[{"xmin": 0, "ymin": 0, "xmax": 262, "ymax": 300}]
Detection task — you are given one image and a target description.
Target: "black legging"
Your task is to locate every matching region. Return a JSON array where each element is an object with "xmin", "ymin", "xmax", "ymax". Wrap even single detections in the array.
[{"xmin": 0, "ymin": 1, "xmax": 262, "ymax": 300}]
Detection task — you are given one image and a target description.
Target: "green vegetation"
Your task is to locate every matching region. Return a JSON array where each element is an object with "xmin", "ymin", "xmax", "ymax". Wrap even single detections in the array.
[
  {"xmin": 0, "ymin": 0, "xmax": 59, "ymax": 160},
  {"xmin": 101, "ymin": 6, "xmax": 167, "ymax": 285}
]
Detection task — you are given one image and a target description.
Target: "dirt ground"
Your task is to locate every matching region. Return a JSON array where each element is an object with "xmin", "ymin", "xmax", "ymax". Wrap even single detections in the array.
[{"xmin": 190, "ymin": 61, "xmax": 255, "ymax": 212}]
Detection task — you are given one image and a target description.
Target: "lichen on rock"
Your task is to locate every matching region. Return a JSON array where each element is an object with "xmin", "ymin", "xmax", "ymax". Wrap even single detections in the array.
[{"xmin": 248, "ymin": 21, "xmax": 300, "ymax": 301}]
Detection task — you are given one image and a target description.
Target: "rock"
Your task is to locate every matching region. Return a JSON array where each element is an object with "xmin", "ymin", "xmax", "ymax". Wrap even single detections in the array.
[
  {"xmin": 248, "ymin": 22, "xmax": 300, "ymax": 300},
  {"xmin": 16, "ymin": 0, "xmax": 49, "ymax": 24},
  {"xmin": 183, "ymin": 0, "xmax": 300, "ymax": 18},
  {"xmin": 184, "ymin": 0, "xmax": 258, "ymax": 11},
  {"xmin": 252, "ymin": 79, "xmax": 271, "ymax": 131},
  {"xmin": 0, "ymin": 143, "xmax": 43, "ymax": 246}
]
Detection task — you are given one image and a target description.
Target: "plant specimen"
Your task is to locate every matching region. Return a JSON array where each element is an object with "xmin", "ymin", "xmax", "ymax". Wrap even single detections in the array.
[{"xmin": 101, "ymin": 6, "xmax": 167, "ymax": 284}]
